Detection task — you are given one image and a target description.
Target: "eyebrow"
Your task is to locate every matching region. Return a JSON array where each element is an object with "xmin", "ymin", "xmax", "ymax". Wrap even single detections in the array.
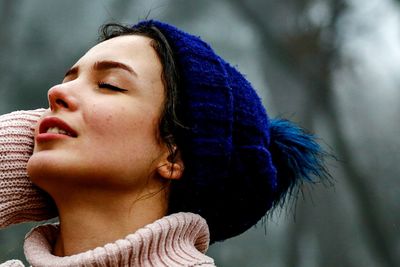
[{"xmin": 64, "ymin": 60, "xmax": 137, "ymax": 78}]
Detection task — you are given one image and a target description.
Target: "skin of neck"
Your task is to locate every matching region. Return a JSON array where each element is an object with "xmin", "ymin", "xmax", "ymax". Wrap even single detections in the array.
[{"xmin": 50, "ymin": 178, "xmax": 169, "ymax": 256}]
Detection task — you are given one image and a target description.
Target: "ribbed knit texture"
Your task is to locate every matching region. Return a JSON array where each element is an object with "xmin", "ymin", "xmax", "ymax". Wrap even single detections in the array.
[
  {"xmin": 21, "ymin": 212, "xmax": 215, "ymax": 267},
  {"xmin": 0, "ymin": 109, "xmax": 56, "ymax": 228}
]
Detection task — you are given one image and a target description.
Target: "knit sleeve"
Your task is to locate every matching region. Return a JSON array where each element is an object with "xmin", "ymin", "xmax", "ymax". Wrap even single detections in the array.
[
  {"xmin": 0, "ymin": 260, "xmax": 25, "ymax": 267},
  {"xmin": 0, "ymin": 109, "xmax": 56, "ymax": 229}
]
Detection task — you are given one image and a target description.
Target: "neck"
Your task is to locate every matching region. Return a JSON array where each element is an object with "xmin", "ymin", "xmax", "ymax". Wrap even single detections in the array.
[{"xmin": 52, "ymin": 185, "xmax": 168, "ymax": 256}]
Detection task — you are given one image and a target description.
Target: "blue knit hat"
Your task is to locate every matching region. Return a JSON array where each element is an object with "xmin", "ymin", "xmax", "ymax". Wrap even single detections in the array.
[{"xmin": 132, "ymin": 20, "xmax": 329, "ymax": 243}]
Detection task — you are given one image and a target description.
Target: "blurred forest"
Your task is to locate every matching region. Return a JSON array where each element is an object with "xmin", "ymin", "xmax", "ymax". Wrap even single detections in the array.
[{"xmin": 1, "ymin": 0, "xmax": 399, "ymax": 266}]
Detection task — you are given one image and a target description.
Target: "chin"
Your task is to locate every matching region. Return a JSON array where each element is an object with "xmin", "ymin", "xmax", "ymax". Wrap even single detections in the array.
[
  {"xmin": 27, "ymin": 151, "xmax": 54, "ymax": 187},
  {"xmin": 27, "ymin": 150, "xmax": 77, "ymax": 188}
]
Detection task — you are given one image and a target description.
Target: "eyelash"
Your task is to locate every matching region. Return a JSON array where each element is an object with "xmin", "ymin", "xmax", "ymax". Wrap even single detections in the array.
[{"xmin": 98, "ymin": 82, "xmax": 127, "ymax": 92}]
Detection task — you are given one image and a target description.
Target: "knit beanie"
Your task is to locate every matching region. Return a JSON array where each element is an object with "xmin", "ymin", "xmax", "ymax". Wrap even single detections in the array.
[{"xmin": 132, "ymin": 20, "xmax": 329, "ymax": 243}]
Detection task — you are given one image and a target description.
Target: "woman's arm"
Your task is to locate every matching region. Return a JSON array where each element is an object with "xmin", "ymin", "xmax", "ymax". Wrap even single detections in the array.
[{"xmin": 0, "ymin": 109, "xmax": 56, "ymax": 229}]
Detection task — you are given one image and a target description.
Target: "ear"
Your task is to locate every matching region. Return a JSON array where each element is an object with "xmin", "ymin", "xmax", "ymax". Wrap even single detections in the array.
[{"xmin": 156, "ymin": 149, "xmax": 184, "ymax": 180}]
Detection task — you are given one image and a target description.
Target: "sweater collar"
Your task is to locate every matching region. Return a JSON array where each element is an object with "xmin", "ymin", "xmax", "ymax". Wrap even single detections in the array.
[{"xmin": 24, "ymin": 212, "xmax": 214, "ymax": 267}]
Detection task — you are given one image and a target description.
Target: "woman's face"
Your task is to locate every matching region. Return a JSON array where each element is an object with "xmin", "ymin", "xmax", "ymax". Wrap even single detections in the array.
[{"xmin": 28, "ymin": 35, "xmax": 172, "ymax": 192}]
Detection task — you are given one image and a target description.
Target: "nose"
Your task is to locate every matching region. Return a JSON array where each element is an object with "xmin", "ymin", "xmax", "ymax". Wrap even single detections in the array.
[{"xmin": 48, "ymin": 83, "xmax": 78, "ymax": 112}]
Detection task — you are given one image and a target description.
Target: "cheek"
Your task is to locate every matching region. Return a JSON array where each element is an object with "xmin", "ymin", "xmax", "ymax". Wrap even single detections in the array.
[
  {"xmin": 81, "ymin": 102, "xmax": 163, "ymax": 182},
  {"xmin": 85, "ymin": 105, "xmax": 126, "ymax": 135},
  {"xmin": 83, "ymin": 102, "xmax": 160, "ymax": 152},
  {"xmin": 84, "ymin": 102, "xmax": 131, "ymax": 133}
]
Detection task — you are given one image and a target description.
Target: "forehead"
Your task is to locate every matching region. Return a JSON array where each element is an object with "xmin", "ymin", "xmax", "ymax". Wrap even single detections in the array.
[{"xmin": 73, "ymin": 35, "xmax": 161, "ymax": 75}]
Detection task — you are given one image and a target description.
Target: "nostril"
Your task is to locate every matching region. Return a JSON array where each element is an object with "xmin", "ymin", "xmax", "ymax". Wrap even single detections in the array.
[{"xmin": 56, "ymin": 98, "xmax": 68, "ymax": 108}]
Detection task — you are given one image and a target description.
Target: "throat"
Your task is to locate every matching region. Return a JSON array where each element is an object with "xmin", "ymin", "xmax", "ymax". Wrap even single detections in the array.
[{"xmin": 53, "ymin": 189, "xmax": 168, "ymax": 256}]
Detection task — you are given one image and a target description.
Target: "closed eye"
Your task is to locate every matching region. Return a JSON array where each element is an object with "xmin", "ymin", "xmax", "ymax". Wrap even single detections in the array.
[{"xmin": 98, "ymin": 82, "xmax": 128, "ymax": 92}]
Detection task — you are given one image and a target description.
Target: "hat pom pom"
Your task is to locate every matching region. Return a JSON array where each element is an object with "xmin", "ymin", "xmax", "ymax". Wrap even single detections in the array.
[{"xmin": 268, "ymin": 119, "xmax": 330, "ymax": 207}]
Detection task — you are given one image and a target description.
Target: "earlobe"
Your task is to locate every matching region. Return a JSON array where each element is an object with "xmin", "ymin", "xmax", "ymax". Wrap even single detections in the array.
[
  {"xmin": 157, "ymin": 160, "xmax": 184, "ymax": 180},
  {"xmin": 157, "ymin": 147, "xmax": 184, "ymax": 180}
]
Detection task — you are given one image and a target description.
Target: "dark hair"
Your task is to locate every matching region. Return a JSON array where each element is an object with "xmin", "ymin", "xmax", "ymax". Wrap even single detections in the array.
[{"xmin": 99, "ymin": 23, "xmax": 182, "ymax": 163}]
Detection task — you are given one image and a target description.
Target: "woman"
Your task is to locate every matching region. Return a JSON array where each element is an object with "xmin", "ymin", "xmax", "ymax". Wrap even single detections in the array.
[{"xmin": 0, "ymin": 20, "xmax": 329, "ymax": 266}]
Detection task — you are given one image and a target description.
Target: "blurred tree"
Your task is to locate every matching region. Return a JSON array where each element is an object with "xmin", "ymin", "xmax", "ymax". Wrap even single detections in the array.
[
  {"xmin": 222, "ymin": 0, "xmax": 399, "ymax": 266},
  {"xmin": 0, "ymin": 0, "xmax": 23, "ymax": 113}
]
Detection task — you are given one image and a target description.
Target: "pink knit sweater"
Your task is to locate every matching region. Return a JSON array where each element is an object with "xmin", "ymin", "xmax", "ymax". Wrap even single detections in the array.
[
  {"xmin": 0, "ymin": 110, "xmax": 216, "ymax": 266},
  {"xmin": 0, "ymin": 109, "xmax": 55, "ymax": 227},
  {"xmin": 2, "ymin": 212, "xmax": 215, "ymax": 267}
]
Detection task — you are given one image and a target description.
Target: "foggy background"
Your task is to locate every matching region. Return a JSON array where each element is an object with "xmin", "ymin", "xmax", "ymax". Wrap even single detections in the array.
[{"xmin": 1, "ymin": 0, "xmax": 399, "ymax": 266}]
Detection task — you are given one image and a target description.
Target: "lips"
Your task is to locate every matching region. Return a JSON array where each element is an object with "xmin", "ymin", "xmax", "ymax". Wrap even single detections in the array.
[{"xmin": 37, "ymin": 117, "xmax": 78, "ymax": 141}]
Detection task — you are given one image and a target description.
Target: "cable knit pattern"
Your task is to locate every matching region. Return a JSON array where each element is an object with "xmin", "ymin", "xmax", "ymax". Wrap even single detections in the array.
[
  {"xmin": 0, "ymin": 109, "xmax": 56, "ymax": 228},
  {"xmin": 23, "ymin": 212, "xmax": 215, "ymax": 267}
]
